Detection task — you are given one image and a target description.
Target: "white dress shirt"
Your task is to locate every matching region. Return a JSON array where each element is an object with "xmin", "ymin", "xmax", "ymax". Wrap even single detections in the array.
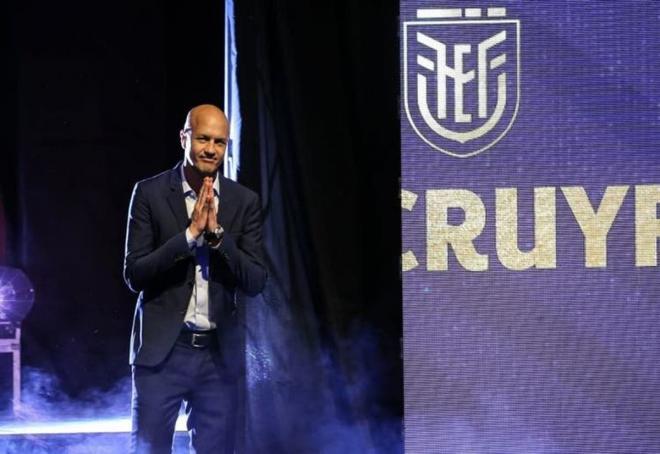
[{"xmin": 181, "ymin": 166, "xmax": 220, "ymax": 331}]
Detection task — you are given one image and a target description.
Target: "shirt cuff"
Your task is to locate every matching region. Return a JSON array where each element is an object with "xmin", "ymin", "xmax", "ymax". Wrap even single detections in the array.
[{"xmin": 185, "ymin": 228, "xmax": 197, "ymax": 249}]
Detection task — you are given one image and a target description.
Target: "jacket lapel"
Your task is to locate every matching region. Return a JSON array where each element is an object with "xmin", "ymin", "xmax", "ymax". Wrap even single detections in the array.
[
  {"xmin": 217, "ymin": 175, "xmax": 237, "ymax": 232},
  {"xmin": 167, "ymin": 163, "xmax": 190, "ymax": 231}
]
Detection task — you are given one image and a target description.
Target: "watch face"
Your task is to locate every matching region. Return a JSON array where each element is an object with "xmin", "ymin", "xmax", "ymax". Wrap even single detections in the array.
[{"xmin": 204, "ymin": 227, "xmax": 223, "ymax": 243}]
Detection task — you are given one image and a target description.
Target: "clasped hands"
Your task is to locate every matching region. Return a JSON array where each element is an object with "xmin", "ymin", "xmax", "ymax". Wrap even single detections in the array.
[{"xmin": 188, "ymin": 177, "xmax": 220, "ymax": 241}]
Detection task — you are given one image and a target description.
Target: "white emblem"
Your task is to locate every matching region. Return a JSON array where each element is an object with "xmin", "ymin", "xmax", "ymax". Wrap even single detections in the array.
[{"xmin": 403, "ymin": 7, "xmax": 520, "ymax": 157}]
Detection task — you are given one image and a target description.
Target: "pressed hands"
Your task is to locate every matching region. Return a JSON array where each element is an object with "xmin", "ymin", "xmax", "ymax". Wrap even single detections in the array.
[{"xmin": 188, "ymin": 177, "xmax": 222, "ymax": 247}]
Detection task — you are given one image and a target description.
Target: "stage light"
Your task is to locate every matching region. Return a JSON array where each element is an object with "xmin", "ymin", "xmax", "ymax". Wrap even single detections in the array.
[
  {"xmin": 0, "ymin": 266, "xmax": 34, "ymax": 416},
  {"xmin": 0, "ymin": 267, "xmax": 34, "ymax": 324}
]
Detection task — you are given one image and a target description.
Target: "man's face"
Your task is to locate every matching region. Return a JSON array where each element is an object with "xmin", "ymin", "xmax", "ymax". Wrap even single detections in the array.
[{"xmin": 180, "ymin": 111, "xmax": 229, "ymax": 177}]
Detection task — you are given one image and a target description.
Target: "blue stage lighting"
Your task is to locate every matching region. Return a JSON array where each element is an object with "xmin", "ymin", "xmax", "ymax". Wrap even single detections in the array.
[{"xmin": 0, "ymin": 267, "xmax": 34, "ymax": 324}]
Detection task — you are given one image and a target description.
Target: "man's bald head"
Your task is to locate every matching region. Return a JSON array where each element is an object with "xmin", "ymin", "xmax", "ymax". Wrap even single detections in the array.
[{"xmin": 183, "ymin": 104, "xmax": 228, "ymax": 132}]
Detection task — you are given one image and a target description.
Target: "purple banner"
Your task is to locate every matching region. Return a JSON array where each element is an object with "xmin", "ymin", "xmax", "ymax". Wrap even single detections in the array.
[{"xmin": 401, "ymin": 2, "xmax": 660, "ymax": 452}]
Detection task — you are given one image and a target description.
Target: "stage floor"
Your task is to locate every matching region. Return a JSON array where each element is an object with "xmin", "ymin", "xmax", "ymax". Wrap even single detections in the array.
[{"xmin": 0, "ymin": 416, "xmax": 189, "ymax": 453}]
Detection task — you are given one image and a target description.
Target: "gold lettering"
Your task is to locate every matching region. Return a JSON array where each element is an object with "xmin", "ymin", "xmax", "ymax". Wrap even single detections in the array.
[
  {"xmin": 635, "ymin": 184, "xmax": 660, "ymax": 267},
  {"xmin": 401, "ymin": 189, "xmax": 419, "ymax": 272},
  {"xmin": 427, "ymin": 189, "xmax": 488, "ymax": 271},
  {"xmin": 562, "ymin": 186, "xmax": 628, "ymax": 268},
  {"xmin": 496, "ymin": 187, "xmax": 556, "ymax": 270}
]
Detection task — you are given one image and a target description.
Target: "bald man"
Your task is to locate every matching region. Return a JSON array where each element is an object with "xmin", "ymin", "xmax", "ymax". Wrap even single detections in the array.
[{"xmin": 124, "ymin": 105, "xmax": 267, "ymax": 453}]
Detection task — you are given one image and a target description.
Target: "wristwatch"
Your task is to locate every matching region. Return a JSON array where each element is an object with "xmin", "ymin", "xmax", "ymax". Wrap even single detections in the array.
[{"xmin": 204, "ymin": 226, "xmax": 225, "ymax": 244}]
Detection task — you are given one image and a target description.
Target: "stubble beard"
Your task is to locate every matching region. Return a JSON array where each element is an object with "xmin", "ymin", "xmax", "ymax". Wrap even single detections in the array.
[{"xmin": 194, "ymin": 160, "xmax": 219, "ymax": 178}]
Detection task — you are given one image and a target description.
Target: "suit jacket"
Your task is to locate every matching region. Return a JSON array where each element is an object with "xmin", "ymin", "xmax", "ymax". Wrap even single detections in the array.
[{"xmin": 123, "ymin": 162, "xmax": 267, "ymax": 369}]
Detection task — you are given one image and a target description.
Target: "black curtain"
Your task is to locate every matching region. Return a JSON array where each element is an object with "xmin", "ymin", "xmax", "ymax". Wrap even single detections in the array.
[
  {"xmin": 235, "ymin": 1, "xmax": 402, "ymax": 452},
  {"xmin": 0, "ymin": 0, "xmax": 18, "ymax": 266}
]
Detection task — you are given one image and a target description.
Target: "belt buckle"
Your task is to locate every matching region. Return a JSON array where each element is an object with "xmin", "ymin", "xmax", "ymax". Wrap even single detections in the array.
[{"xmin": 191, "ymin": 332, "xmax": 207, "ymax": 348}]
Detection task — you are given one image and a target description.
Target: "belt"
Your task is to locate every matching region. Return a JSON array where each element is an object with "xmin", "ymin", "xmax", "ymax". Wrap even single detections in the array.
[{"xmin": 177, "ymin": 329, "xmax": 218, "ymax": 349}]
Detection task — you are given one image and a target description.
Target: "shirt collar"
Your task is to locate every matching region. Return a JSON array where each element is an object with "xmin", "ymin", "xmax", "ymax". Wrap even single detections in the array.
[{"xmin": 181, "ymin": 164, "xmax": 220, "ymax": 198}]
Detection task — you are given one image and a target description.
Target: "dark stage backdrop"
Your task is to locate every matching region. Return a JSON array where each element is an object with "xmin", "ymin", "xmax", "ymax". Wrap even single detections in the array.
[
  {"xmin": 5, "ymin": 0, "xmax": 226, "ymax": 405},
  {"xmin": 4, "ymin": 0, "xmax": 403, "ymax": 451},
  {"xmin": 234, "ymin": 0, "xmax": 401, "ymax": 451}
]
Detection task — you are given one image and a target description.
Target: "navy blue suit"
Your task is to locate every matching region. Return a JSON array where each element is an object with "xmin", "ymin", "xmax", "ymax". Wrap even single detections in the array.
[{"xmin": 124, "ymin": 162, "xmax": 267, "ymax": 452}]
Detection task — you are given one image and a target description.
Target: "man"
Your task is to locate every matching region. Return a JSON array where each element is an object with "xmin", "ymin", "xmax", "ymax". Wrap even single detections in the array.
[{"xmin": 124, "ymin": 104, "xmax": 267, "ymax": 453}]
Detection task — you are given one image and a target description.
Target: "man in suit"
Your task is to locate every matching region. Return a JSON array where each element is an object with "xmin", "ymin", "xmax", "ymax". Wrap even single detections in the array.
[{"xmin": 124, "ymin": 104, "xmax": 267, "ymax": 453}]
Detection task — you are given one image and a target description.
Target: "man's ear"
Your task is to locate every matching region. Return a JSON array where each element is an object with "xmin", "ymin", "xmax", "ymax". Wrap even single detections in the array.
[{"xmin": 179, "ymin": 129, "xmax": 187, "ymax": 149}]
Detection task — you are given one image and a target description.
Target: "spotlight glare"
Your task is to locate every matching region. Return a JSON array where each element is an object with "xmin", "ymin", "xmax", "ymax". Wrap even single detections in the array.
[{"xmin": 0, "ymin": 416, "xmax": 189, "ymax": 435}]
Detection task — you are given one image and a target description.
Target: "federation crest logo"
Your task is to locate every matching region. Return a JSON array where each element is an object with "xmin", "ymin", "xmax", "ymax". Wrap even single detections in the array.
[{"xmin": 403, "ymin": 7, "xmax": 520, "ymax": 158}]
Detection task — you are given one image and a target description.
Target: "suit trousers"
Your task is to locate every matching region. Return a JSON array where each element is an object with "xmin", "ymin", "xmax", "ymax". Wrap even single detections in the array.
[{"xmin": 131, "ymin": 340, "xmax": 238, "ymax": 454}]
